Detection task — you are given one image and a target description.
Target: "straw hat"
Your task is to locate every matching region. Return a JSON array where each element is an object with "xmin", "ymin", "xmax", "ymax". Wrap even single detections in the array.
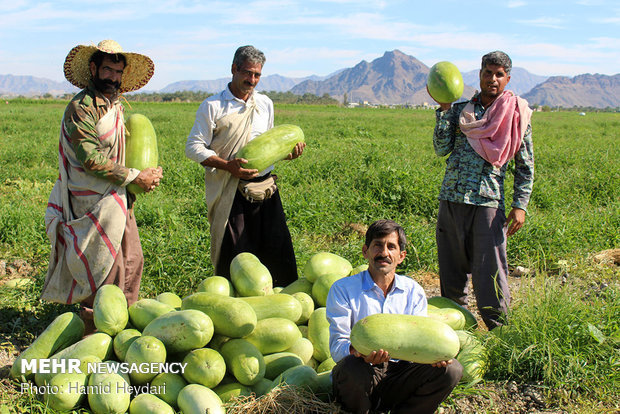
[{"xmin": 63, "ymin": 39, "xmax": 154, "ymax": 93}]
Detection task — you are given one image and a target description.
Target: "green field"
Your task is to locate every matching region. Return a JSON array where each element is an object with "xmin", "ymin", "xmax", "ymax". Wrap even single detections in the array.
[{"xmin": 1, "ymin": 100, "xmax": 619, "ymax": 412}]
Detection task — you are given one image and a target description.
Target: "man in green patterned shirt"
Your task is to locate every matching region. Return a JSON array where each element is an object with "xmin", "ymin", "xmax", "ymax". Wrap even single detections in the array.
[
  {"xmin": 41, "ymin": 40, "xmax": 162, "ymax": 333},
  {"xmin": 431, "ymin": 51, "xmax": 534, "ymax": 330}
]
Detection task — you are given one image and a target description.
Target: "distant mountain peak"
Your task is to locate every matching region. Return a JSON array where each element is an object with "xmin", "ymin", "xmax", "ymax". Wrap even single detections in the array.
[{"xmin": 291, "ymin": 49, "xmax": 473, "ymax": 105}]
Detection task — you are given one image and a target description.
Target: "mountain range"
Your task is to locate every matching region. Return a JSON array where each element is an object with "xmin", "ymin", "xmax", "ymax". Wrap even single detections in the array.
[
  {"xmin": 0, "ymin": 74, "xmax": 77, "ymax": 96},
  {"xmin": 2, "ymin": 50, "xmax": 619, "ymax": 108},
  {"xmin": 522, "ymin": 74, "xmax": 620, "ymax": 108},
  {"xmin": 461, "ymin": 67, "xmax": 549, "ymax": 97},
  {"xmin": 160, "ymin": 73, "xmax": 331, "ymax": 94},
  {"xmin": 290, "ymin": 50, "xmax": 476, "ymax": 105}
]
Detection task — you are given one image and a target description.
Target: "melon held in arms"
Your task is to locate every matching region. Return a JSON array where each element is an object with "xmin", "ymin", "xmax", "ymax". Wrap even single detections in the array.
[
  {"xmin": 235, "ymin": 124, "xmax": 304, "ymax": 172},
  {"xmin": 125, "ymin": 113, "xmax": 159, "ymax": 194},
  {"xmin": 427, "ymin": 61, "xmax": 464, "ymax": 103},
  {"xmin": 350, "ymin": 313, "xmax": 460, "ymax": 364}
]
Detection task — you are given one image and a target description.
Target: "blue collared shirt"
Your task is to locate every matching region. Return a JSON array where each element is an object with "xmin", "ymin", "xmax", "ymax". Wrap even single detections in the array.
[{"xmin": 326, "ymin": 270, "xmax": 428, "ymax": 363}]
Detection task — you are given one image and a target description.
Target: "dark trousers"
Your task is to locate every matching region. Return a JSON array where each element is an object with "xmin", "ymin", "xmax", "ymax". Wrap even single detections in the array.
[
  {"xmin": 436, "ymin": 200, "xmax": 510, "ymax": 330},
  {"xmin": 332, "ymin": 355, "xmax": 462, "ymax": 414},
  {"xmin": 216, "ymin": 189, "xmax": 298, "ymax": 288}
]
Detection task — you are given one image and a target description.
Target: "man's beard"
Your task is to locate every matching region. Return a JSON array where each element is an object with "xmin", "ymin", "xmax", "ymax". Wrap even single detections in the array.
[{"xmin": 93, "ymin": 75, "xmax": 121, "ymax": 95}]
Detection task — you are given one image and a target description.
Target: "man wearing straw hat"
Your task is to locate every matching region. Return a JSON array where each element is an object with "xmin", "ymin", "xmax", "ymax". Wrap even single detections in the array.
[
  {"xmin": 41, "ymin": 40, "xmax": 163, "ymax": 332},
  {"xmin": 185, "ymin": 45, "xmax": 305, "ymax": 288}
]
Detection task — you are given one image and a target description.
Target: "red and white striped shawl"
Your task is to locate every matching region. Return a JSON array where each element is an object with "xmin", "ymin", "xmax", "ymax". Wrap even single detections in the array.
[{"xmin": 41, "ymin": 102, "xmax": 131, "ymax": 304}]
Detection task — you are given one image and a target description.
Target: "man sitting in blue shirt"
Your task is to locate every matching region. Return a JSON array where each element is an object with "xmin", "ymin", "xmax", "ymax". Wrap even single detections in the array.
[{"xmin": 326, "ymin": 219, "xmax": 462, "ymax": 414}]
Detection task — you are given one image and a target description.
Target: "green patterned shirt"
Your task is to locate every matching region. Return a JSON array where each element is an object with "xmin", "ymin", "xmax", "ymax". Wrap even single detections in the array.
[
  {"xmin": 433, "ymin": 93, "xmax": 534, "ymax": 211},
  {"xmin": 62, "ymin": 83, "xmax": 130, "ymax": 185}
]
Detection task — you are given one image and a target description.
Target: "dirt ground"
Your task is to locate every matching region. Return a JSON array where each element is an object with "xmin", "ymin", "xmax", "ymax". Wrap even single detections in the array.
[{"xmin": 412, "ymin": 269, "xmax": 567, "ymax": 414}]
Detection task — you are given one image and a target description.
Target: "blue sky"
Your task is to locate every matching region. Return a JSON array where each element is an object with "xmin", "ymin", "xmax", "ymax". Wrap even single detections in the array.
[{"xmin": 1, "ymin": 0, "xmax": 618, "ymax": 90}]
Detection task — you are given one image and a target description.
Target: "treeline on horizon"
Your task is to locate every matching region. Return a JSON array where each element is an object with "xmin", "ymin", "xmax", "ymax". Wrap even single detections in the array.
[
  {"xmin": 3, "ymin": 92, "xmax": 619, "ymax": 112},
  {"xmin": 127, "ymin": 90, "xmax": 341, "ymax": 105}
]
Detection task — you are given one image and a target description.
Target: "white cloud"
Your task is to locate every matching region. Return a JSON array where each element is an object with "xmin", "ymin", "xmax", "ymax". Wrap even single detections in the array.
[
  {"xmin": 517, "ymin": 17, "xmax": 565, "ymax": 29},
  {"xmin": 507, "ymin": 1, "xmax": 527, "ymax": 8},
  {"xmin": 587, "ymin": 36, "xmax": 620, "ymax": 49},
  {"xmin": 517, "ymin": 60, "xmax": 607, "ymax": 76},
  {"xmin": 268, "ymin": 47, "xmax": 364, "ymax": 75},
  {"xmin": 590, "ymin": 9, "xmax": 620, "ymax": 25},
  {"xmin": 316, "ymin": 0, "xmax": 388, "ymax": 6},
  {"xmin": 595, "ymin": 16, "xmax": 620, "ymax": 23}
]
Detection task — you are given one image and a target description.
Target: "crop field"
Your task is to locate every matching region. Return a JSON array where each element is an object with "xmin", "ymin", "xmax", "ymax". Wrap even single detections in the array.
[{"xmin": 0, "ymin": 100, "xmax": 619, "ymax": 413}]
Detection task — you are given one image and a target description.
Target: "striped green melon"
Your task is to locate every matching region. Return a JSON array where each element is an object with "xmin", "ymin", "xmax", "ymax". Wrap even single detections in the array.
[
  {"xmin": 34, "ymin": 333, "xmax": 113, "ymax": 387},
  {"xmin": 235, "ymin": 124, "xmax": 304, "ymax": 172}
]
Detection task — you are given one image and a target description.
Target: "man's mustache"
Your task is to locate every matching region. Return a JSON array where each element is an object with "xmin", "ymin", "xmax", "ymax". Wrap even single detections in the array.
[
  {"xmin": 94, "ymin": 76, "xmax": 121, "ymax": 92},
  {"xmin": 101, "ymin": 79, "xmax": 121, "ymax": 89},
  {"xmin": 373, "ymin": 255, "xmax": 392, "ymax": 264}
]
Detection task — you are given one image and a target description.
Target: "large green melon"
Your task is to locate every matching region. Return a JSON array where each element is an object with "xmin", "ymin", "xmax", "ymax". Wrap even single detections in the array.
[
  {"xmin": 124, "ymin": 335, "xmax": 167, "ymax": 385},
  {"xmin": 10, "ymin": 311, "xmax": 84, "ymax": 380},
  {"xmin": 142, "ymin": 309, "xmax": 214, "ymax": 354},
  {"xmin": 182, "ymin": 347, "xmax": 226, "ymax": 388},
  {"xmin": 181, "ymin": 291, "xmax": 257, "ymax": 338},
  {"xmin": 240, "ymin": 293, "xmax": 302, "ymax": 322},
  {"xmin": 93, "ymin": 284, "xmax": 128, "ymax": 336},
  {"xmin": 244, "ymin": 317, "xmax": 302, "ymax": 354},
  {"xmin": 303, "ymin": 252, "xmax": 352, "ymax": 283},
  {"xmin": 219, "ymin": 339, "xmax": 266, "ymax": 386},
  {"xmin": 455, "ymin": 330, "xmax": 488, "ymax": 383},
  {"xmin": 177, "ymin": 383, "xmax": 225, "ymax": 414},
  {"xmin": 350, "ymin": 313, "xmax": 459, "ymax": 364},
  {"xmin": 230, "ymin": 252, "xmax": 273, "ymax": 296},
  {"xmin": 150, "ymin": 372, "xmax": 187, "ymax": 408},
  {"xmin": 427, "ymin": 61, "xmax": 464, "ymax": 103},
  {"xmin": 307, "ymin": 307, "xmax": 331, "ymax": 362},
  {"xmin": 427, "ymin": 307, "xmax": 466, "ymax": 331},
  {"xmin": 427, "ymin": 296, "xmax": 478, "ymax": 331},
  {"xmin": 235, "ymin": 124, "xmax": 304, "ymax": 172},
  {"xmin": 125, "ymin": 113, "xmax": 159, "ymax": 194},
  {"xmin": 129, "ymin": 393, "xmax": 175, "ymax": 414},
  {"xmin": 128, "ymin": 298, "xmax": 175, "ymax": 331}
]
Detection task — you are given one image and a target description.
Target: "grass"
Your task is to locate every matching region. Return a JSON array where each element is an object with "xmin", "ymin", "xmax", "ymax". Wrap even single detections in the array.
[
  {"xmin": 484, "ymin": 262, "xmax": 619, "ymax": 407},
  {"xmin": 0, "ymin": 100, "xmax": 619, "ymax": 413}
]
